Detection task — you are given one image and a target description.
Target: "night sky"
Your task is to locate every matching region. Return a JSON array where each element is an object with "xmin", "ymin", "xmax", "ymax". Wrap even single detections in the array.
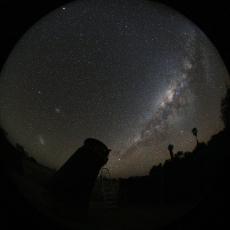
[{"xmin": 0, "ymin": 0, "xmax": 229, "ymax": 177}]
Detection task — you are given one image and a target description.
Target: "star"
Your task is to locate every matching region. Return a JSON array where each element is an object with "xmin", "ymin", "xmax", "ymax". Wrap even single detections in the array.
[{"xmin": 55, "ymin": 108, "xmax": 61, "ymax": 113}]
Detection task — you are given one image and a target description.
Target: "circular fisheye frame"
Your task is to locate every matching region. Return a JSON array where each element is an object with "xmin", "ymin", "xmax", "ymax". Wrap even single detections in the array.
[{"xmin": 0, "ymin": 0, "xmax": 229, "ymax": 229}]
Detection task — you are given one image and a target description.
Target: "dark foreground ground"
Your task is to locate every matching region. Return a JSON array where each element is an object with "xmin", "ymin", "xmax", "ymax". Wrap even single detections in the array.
[
  {"xmin": 0, "ymin": 164, "xmax": 227, "ymax": 230},
  {"xmin": 0, "ymin": 128, "xmax": 228, "ymax": 230}
]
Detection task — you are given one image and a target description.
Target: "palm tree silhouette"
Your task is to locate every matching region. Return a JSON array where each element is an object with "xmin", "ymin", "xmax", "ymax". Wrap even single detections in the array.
[
  {"xmin": 192, "ymin": 127, "xmax": 199, "ymax": 146},
  {"xmin": 168, "ymin": 144, "xmax": 174, "ymax": 159}
]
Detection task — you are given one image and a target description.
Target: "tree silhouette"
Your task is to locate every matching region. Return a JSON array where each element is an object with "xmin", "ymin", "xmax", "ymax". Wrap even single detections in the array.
[
  {"xmin": 221, "ymin": 88, "xmax": 230, "ymax": 130},
  {"xmin": 175, "ymin": 151, "xmax": 183, "ymax": 159},
  {"xmin": 192, "ymin": 127, "xmax": 199, "ymax": 145},
  {"xmin": 168, "ymin": 144, "xmax": 174, "ymax": 159}
]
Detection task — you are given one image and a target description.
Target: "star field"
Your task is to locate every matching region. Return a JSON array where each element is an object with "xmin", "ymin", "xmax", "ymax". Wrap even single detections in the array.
[{"xmin": 0, "ymin": 0, "xmax": 229, "ymax": 177}]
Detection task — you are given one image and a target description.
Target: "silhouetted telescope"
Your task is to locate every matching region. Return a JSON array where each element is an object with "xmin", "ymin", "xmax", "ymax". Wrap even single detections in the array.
[{"xmin": 47, "ymin": 138, "xmax": 111, "ymax": 219}]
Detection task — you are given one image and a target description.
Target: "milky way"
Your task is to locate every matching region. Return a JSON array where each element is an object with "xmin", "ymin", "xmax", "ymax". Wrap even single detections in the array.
[{"xmin": 0, "ymin": 0, "xmax": 229, "ymax": 177}]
